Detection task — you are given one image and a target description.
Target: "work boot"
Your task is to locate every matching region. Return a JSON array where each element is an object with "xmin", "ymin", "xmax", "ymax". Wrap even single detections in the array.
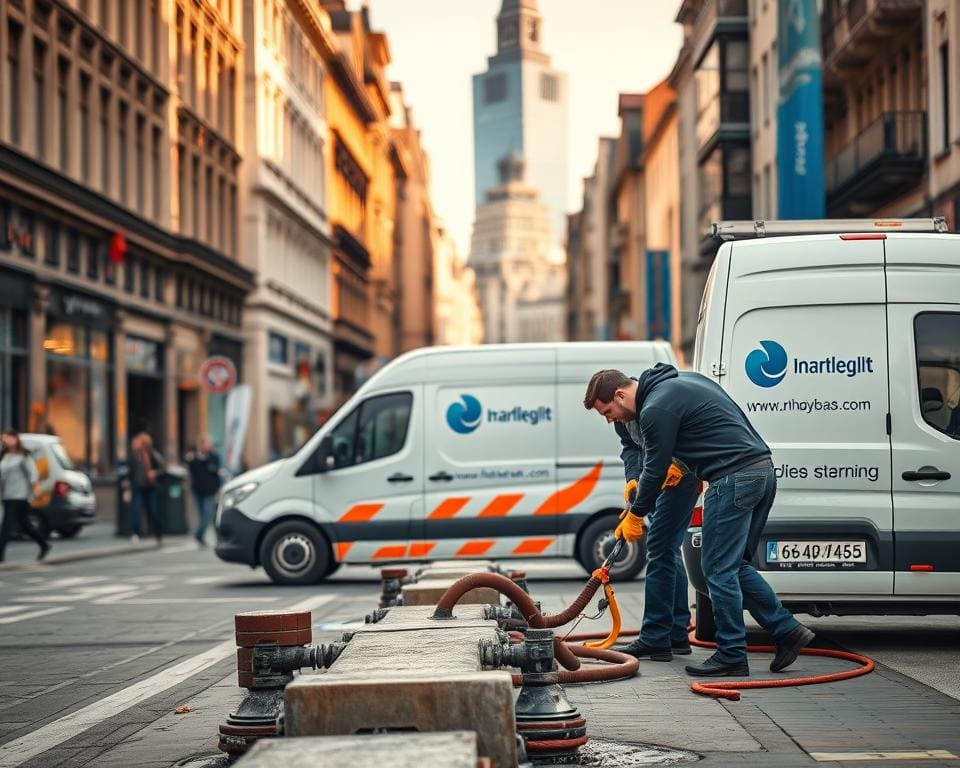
[
  {"xmin": 616, "ymin": 639, "xmax": 672, "ymax": 661},
  {"xmin": 770, "ymin": 625, "xmax": 815, "ymax": 672},
  {"xmin": 37, "ymin": 542, "xmax": 51, "ymax": 561},
  {"xmin": 671, "ymin": 638, "xmax": 692, "ymax": 655},
  {"xmin": 685, "ymin": 654, "xmax": 749, "ymax": 677}
]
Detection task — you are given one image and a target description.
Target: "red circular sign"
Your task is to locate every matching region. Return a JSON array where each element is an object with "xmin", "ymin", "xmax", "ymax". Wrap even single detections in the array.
[{"xmin": 199, "ymin": 356, "xmax": 237, "ymax": 394}]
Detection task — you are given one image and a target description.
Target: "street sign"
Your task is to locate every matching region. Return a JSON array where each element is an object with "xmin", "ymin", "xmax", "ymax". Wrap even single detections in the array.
[{"xmin": 199, "ymin": 356, "xmax": 237, "ymax": 394}]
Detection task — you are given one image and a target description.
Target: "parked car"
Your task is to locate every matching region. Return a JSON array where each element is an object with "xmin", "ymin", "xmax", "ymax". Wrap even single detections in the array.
[
  {"xmin": 215, "ymin": 342, "xmax": 678, "ymax": 585},
  {"xmin": 20, "ymin": 433, "xmax": 97, "ymax": 539},
  {"xmin": 682, "ymin": 218, "xmax": 960, "ymax": 638}
]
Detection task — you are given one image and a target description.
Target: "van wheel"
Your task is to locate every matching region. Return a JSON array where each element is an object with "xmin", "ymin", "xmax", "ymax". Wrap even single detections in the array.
[
  {"xmin": 322, "ymin": 560, "xmax": 342, "ymax": 578},
  {"xmin": 694, "ymin": 591, "xmax": 716, "ymax": 642},
  {"xmin": 260, "ymin": 522, "xmax": 330, "ymax": 585},
  {"xmin": 576, "ymin": 514, "xmax": 647, "ymax": 582}
]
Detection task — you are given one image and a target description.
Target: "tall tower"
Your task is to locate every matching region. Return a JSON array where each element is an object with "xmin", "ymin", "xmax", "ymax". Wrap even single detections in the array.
[{"xmin": 472, "ymin": 0, "xmax": 568, "ymax": 244}]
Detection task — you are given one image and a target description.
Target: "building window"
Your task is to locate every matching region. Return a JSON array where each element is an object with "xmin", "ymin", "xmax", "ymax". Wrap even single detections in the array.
[
  {"xmin": 79, "ymin": 74, "xmax": 90, "ymax": 178},
  {"xmin": 0, "ymin": 308, "xmax": 28, "ymax": 431},
  {"xmin": 191, "ymin": 156, "xmax": 200, "ymax": 236},
  {"xmin": 760, "ymin": 52, "xmax": 769, "ymax": 124},
  {"xmin": 484, "ymin": 73, "xmax": 507, "ymax": 104},
  {"xmin": 66, "ymin": 230, "xmax": 79, "ymax": 273},
  {"xmin": 86, "ymin": 237, "xmax": 99, "ymax": 279},
  {"xmin": 118, "ymin": 101, "xmax": 128, "ymax": 202},
  {"xmin": 175, "ymin": 274, "xmax": 183, "ymax": 307},
  {"xmin": 915, "ymin": 312, "xmax": 960, "ymax": 440},
  {"xmin": 6, "ymin": 22, "xmax": 21, "ymax": 145},
  {"xmin": 100, "ymin": 89, "xmax": 110, "ymax": 192},
  {"xmin": 45, "ymin": 223, "xmax": 60, "ymax": 267},
  {"xmin": 140, "ymin": 260, "xmax": 150, "ymax": 298},
  {"xmin": 940, "ymin": 42, "xmax": 950, "ymax": 152},
  {"xmin": 58, "ymin": 58, "xmax": 69, "ymax": 171},
  {"xmin": 154, "ymin": 268, "xmax": 165, "ymax": 302},
  {"xmin": 34, "ymin": 40, "xmax": 46, "ymax": 158},
  {"xmin": 152, "ymin": 127, "xmax": 162, "ymax": 219},
  {"xmin": 206, "ymin": 166, "xmax": 214, "ymax": 241},
  {"xmin": 124, "ymin": 254, "xmax": 136, "ymax": 292},
  {"xmin": 136, "ymin": 115, "xmax": 145, "ymax": 211},
  {"xmin": 268, "ymin": 332, "xmax": 288, "ymax": 365},
  {"xmin": 540, "ymin": 73, "xmax": 558, "ymax": 102}
]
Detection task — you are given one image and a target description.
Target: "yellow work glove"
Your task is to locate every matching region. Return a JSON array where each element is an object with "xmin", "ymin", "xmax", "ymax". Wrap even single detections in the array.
[
  {"xmin": 614, "ymin": 509, "xmax": 645, "ymax": 542},
  {"xmin": 662, "ymin": 462, "xmax": 685, "ymax": 489},
  {"xmin": 623, "ymin": 479, "xmax": 638, "ymax": 505}
]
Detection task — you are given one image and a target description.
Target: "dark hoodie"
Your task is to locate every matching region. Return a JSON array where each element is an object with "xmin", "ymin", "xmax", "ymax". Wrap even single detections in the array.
[{"xmin": 628, "ymin": 363, "xmax": 770, "ymax": 515}]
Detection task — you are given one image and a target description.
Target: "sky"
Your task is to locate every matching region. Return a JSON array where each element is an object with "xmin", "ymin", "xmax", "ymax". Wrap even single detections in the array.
[{"xmin": 347, "ymin": 1, "xmax": 684, "ymax": 258}]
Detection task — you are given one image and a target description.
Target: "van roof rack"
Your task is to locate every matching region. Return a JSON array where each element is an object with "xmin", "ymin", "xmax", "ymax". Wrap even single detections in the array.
[{"xmin": 711, "ymin": 217, "xmax": 948, "ymax": 241}]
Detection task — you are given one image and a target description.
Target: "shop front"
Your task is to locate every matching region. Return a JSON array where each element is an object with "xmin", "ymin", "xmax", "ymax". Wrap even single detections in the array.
[
  {"xmin": 44, "ymin": 288, "xmax": 115, "ymax": 476},
  {"xmin": 0, "ymin": 269, "xmax": 31, "ymax": 431}
]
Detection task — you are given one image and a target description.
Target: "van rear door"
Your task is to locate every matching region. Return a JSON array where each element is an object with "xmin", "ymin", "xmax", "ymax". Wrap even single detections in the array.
[
  {"xmin": 418, "ymin": 349, "xmax": 560, "ymax": 560},
  {"xmin": 885, "ymin": 234, "xmax": 960, "ymax": 597},
  {"xmin": 719, "ymin": 235, "xmax": 893, "ymax": 596}
]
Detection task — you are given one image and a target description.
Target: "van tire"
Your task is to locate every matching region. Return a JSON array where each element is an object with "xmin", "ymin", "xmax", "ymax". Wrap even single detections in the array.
[
  {"xmin": 260, "ymin": 521, "xmax": 330, "ymax": 585},
  {"xmin": 694, "ymin": 591, "xmax": 716, "ymax": 642},
  {"xmin": 576, "ymin": 514, "xmax": 647, "ymax": 582},
  {"xmin": 322, "ymin": 560, "xmax": 342, "ymax": 578}
]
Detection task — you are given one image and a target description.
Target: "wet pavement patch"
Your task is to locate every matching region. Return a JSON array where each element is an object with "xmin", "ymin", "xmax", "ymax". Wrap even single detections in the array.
[{"xmin": 577, "ymin": 739, "xmax": 700, "ymax": 766}]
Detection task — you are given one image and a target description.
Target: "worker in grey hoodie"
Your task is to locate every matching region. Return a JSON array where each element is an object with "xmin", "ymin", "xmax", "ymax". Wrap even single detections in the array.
[{"xmin": 0, "ymin": 429, "xmax": 50, "ymax": 562}]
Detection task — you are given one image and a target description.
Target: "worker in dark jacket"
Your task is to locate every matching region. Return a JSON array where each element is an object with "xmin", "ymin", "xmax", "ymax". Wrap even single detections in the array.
[
  {"xmin": 186, "ymin": 434, "xmax": 223, "ymax": 547},
  {"xmin": 610, "ymin": 411, "xmax": 699, "ymax": 661},
  {"xmin": 584, "ymin": 364, "xmax": 814, "ymax": 677}
]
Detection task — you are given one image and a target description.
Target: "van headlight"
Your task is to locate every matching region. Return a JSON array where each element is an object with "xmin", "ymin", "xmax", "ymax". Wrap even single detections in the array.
[{"xmin": 220, "ymin": 481, "xmax": 259, "ymax": 511}]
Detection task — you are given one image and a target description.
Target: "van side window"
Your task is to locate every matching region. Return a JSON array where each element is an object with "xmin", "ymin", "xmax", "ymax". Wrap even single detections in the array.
[
  {"xmin": 325, "ymin": 392, "xmax": 413, "ymax": 470},
  {"xmin": 915, "ymin": 312, "xmax": 960, "ymax": 440}
]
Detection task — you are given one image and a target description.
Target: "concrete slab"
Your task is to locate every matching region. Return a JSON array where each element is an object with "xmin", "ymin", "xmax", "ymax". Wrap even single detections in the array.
[
  {"xmin": 369, "ymin": 604, "xmax": 489, "ymax": 625},
  {"xmin": 324, "ymin": 624, "xmax": 501, "ymax": 676},
  {"xmin": 401, "ymin": 579, "xmax": 500, "ymax": 607},
  {"xmin": 235, "ymin": 731, "xmax": 481, "ymax": 768},
  {"xmin": 285, "ymin": 672, "xmax": 516, "ymax": 768}
]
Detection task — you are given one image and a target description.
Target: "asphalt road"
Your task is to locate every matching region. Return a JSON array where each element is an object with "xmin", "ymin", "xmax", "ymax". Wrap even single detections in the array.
[{"xmin": 0, "ymin": 544, "xmax": 957, "ymax": 767}]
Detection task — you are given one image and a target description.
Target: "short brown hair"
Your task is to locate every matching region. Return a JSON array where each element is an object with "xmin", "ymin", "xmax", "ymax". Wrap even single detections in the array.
[{"xmin": 583, "ymin": 369, "xmax": 632, "ymax": 409}]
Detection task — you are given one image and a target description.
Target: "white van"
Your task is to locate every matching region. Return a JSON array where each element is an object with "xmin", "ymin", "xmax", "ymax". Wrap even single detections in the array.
[
  {"xmin": 683, "ymin": 218, "xmax": 960, "ymax": 627},
  {"xmin": 215, "ymin": 342, "xmax": 677, "ymax": 584}
]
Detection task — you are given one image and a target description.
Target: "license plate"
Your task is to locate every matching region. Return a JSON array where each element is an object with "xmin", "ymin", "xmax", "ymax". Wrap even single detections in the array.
[{"xmin": 766, "ymin": 540, "xmax": 866, "ymax": 566}]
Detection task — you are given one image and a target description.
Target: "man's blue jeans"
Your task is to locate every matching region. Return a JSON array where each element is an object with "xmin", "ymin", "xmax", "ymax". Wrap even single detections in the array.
[
  {"xmin": 131, "ymin": 486, "xmax": 159, "ymax": 539},
  {"xmin": 701, "ymin": 466, "xmax": 799, "ymax": 663},
  {"xmin": 193, "ymin": 493, "xmax": 216, "ymax": 542},
  {"xmin": 639, "ymin": 471, "xmax": 699, "ymax": 648}
]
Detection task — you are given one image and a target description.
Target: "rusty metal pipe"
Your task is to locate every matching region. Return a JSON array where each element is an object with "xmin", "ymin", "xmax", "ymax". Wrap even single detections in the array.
[{"xmin": 432, "ymin": 573, "xmax": 581, "ymax": 671}]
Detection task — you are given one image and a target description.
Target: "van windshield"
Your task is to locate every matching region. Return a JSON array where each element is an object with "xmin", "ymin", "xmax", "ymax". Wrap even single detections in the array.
[
  {"xmin": 692, "ymin": 258, "xmax": 719, "ymax": 370},
  {"xmin": 51, "ymin": 442, "xmax": 75, "ymax": 469}
]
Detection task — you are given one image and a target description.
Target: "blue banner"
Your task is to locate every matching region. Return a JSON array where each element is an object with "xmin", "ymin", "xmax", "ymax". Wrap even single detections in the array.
[
  {"xmin": 777, "ymin": 0, "xmax": 825, "ymax": 218},
  {"xmin": 645, "ymin": 250, "xmax": 671, "ymax": 342}
]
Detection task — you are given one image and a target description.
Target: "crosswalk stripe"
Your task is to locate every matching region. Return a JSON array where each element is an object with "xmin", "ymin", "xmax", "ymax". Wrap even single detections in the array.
[
  {"xmin": 0, "ymin": 607, "xmax": 72, "ymax": 625},
  {"xmin": 0, "ymin": 594, "xmax": 335, "ymax": 768}
]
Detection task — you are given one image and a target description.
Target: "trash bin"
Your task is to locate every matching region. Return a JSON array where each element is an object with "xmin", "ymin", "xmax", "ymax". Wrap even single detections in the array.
[
  {"xmin": 115, "ymin": 461, "xmax": 133, "ymax": 537},
  {"xmin": 158, "ymin": 465, "xmax": 188, "ymax": 535}
]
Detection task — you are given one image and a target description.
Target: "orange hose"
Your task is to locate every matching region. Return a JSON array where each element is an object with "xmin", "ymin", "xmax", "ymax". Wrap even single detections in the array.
[{"xmin": 687, "ymin": 630, "xmax": 875, "ymax": 701}]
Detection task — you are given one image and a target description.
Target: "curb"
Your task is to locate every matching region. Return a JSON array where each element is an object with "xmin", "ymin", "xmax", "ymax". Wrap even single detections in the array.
[{"xmin": 0, "ymin": 541, "xmax": 163, "ymax": 571}]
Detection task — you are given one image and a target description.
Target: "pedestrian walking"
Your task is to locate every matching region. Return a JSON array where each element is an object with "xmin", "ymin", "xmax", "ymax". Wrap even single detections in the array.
[
  {"xmin": 605, "ymin": 401, "xmax": 699, "ymax": 661},
  {"xmin": 0, "ymin": 429, "xmax": 50, "ymax": 562},
  {"xmin": 129, "ymin": 424, "xmax": 165, "ymax": 544},
  {"xmin": 185, "ymin": 434, "xmax": 223, "ymax": 547},
  {"xmin": 584, "ymin": 365, "xmax": 815, "ymax": 677}
]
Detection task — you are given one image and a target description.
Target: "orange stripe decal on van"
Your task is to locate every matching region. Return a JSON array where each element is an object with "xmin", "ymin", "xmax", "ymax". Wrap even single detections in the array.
[
  {"xmin": 338, "ymin": 503, "xmax": 384, "ymax": 523},
  {"xmin": 533, "ymin": 461, "xmax": 603, "ymax": 515},
  {"xmin": 372, "ymin": 545, "xmax": 408, "ymax": 560},
  {"xmin": 513, "ymin": 538, "xmax": 554, "ymax": 555},
  {"xmin": 408, "ymin": 542, "xmax": 436, "ymax": 558},
  {"xmin": 456, "ymin": 540, "xmax": 495, "ymax": 557},
  {"xmin": 334, "ymin": 542, "xmax": 353, "ymax": 561},
  {"xmin": 478, "ymin": 494, "xmax": 523, "ymax": 518},
  {"xmin": 428, "ymin": 497, "xmax": 470, "ymax": 519}
]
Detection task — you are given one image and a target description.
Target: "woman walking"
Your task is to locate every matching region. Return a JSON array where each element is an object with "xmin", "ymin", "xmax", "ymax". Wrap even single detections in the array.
[{"xmin": 0, "ymin": 429, "xmax": 50, "ymax": 562}]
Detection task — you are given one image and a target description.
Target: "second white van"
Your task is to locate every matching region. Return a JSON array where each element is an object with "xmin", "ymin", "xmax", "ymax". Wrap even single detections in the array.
[{"xmin": 215, "ymin": 341, "xmax": 677, "ymax": 584}]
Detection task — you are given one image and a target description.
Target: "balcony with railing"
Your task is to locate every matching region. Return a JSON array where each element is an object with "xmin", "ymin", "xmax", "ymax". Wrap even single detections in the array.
[
  {"xmin": 696, "ymin": 91, "xmax": 750, "ymax": 152},
  {"xmin": 691, "ymin": 0, "xmax": 748, "ymax": 61},
  {"xmin": 825, "ymin": 111, "xmax": 926, "ymax": 216},
  {"xmin": 821, "ymin": 0, "xmax": 922, "ymax": 81}
]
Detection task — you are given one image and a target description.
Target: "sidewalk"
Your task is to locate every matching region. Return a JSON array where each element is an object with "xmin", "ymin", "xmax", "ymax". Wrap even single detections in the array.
[{"xmin": 0, "ymin": 522, "xmax": 191, "ymax": 570}]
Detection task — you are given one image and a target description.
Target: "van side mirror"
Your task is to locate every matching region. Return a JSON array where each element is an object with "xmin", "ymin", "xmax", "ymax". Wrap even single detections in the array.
[{"xmin": 318, "ymin": 436, "xmax": 336, "ymax": 473}]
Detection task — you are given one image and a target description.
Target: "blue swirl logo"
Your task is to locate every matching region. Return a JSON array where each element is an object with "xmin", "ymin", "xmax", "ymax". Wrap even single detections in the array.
[
  {"xmin": 745, "ymin": 340, "xmax": 788, "ymax": 388},
  {"xmin": 446, "ymin": 394, "xmax": 483, "ymax": 434}
]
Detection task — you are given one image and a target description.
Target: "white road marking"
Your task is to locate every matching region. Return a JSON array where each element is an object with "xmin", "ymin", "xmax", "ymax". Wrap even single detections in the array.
[
  {"xmin": 159, "ymin": 543, "xmax": 202, "ymax": 554},
  {"xmin": 0, "ymin": 606, "xmax": 72, "ymax": 624},
  {"xmin": 127, "ymin": 575, "xmax": 168, "ymax": 583},
  {"xmin": 185, "ymin": 576, "xmax": 223, "ymax": 585},
  {"xmin": 110, "ymin": 597, "xmax": 280, "ymax": 604},
  {"xmin": 16, "ymin": 585, "xmax": 140, "ymax": 604},
  {"xmin": 0, "ymin": 594, "xmax": 335, "ymax": 768},
  {"xmin": 20, "ymin": 576, "xmax": 108, "ymax": 592},
  {"xmin": 0, "ymin": 606, "xmax": 29, "ymax": 616},
  {"xmin": 811, "ymin": 751, "xmax": 958, "ymax": 762}
]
